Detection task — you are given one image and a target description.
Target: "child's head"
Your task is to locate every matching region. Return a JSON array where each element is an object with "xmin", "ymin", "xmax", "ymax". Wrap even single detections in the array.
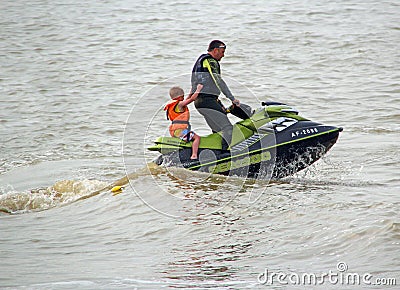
[{"xmin": 169, "ymin": 86, "xmax": 184, "ymax": 100}]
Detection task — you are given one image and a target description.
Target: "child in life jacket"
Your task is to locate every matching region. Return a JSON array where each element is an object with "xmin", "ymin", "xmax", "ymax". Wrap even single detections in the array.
[{"xmin": 164, "ymin": 84, "xmax": 203, "ymax": 160}]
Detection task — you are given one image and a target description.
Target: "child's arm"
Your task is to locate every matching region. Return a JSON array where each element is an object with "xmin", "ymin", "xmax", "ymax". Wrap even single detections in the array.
[{"xmin": 178, "ymin": 84, "xmax": 203, "ymax": 109}]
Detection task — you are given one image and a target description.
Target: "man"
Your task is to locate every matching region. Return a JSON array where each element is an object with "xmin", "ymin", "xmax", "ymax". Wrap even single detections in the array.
[{"xmin": 191, "ymin": 40, "xmax": 241, "ymax": 151}]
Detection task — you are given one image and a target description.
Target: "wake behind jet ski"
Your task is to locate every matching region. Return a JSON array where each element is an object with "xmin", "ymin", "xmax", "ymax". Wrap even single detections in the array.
[{"xmin": 148, "ymin": 102, "xmax": 342, "ymax": 179}]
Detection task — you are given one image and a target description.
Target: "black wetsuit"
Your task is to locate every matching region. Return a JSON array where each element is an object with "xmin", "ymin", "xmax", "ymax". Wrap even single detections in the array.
[{"xmin": 191, "ymin": 54, "xmax": 235, "ymax": 150}]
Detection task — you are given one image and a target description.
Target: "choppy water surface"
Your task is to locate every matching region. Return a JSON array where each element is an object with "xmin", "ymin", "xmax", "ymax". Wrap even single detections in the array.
[{"xmin": 1, "ymin": 0, "xmax": 399, "ymax": 289}]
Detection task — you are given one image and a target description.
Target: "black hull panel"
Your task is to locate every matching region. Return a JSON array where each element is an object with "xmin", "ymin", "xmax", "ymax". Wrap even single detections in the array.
[{"xmin": 272, "ymin": 129, "xmax": 340, "ymax": 178}]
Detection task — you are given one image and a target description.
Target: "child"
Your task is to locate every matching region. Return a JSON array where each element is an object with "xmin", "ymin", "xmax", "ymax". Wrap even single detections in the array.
[{"xmin": 164, "ymin": 84, "xmax": 203, "ymax": 160}]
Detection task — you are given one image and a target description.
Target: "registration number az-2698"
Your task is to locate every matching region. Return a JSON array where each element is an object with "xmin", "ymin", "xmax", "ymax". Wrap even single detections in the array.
[{"xmin": 291, "ymin": 127, "xmax": 319, "ymax": 138}]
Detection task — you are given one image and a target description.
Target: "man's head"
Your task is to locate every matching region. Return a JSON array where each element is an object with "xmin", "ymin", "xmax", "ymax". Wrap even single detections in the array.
[
  {"xmin": 207, "ymin": 40, "xmax": 226, "ymax": 61},
  {"xmin": 169, "ymin": 86, "xmax": 184, "ymax": 100}
]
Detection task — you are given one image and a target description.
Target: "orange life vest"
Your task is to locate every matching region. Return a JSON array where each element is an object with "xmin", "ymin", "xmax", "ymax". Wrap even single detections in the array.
[{"xmin": 164, "ymin": 99, "xmax": 190, "ymax": 137}]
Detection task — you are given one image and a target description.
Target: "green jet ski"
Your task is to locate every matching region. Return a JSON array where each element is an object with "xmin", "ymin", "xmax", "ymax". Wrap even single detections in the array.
[{"xmin": 148, "ymin": 102, "xmax": 342, "ymax": 179}]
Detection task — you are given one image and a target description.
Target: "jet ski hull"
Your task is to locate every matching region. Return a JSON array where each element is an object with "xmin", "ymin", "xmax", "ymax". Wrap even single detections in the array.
[{"xmin": 149, "ymin": 103, "xmax": 342, "ymax": 179}]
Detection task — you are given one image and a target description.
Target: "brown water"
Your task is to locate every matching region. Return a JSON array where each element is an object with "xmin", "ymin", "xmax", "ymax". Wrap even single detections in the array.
[{"xmin": 1, "ymin": 0, "xmax": 399, "ymax": 289}]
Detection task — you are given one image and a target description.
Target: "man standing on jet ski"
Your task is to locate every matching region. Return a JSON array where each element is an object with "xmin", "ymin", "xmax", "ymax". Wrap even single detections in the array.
[{"xmin": 191, "ymin": 40, "xmax": 241, "ymax": 151}]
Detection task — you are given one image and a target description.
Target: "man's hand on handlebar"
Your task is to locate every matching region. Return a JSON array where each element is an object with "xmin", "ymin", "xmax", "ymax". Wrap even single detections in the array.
[{"xmin": 232, "ymin": 98, "xmax": 240, "ymax": 106}]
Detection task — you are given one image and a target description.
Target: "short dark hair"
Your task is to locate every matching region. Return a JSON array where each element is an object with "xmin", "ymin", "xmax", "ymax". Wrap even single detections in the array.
[{"xmin": 207, "ymin": 40, "xmax": 226, "ymax": 52}]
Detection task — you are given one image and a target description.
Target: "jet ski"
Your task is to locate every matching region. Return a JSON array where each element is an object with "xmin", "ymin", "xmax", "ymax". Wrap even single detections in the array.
[{"xmin": 148, "ymin": 102, "xmax": 342, "ymax": 179}]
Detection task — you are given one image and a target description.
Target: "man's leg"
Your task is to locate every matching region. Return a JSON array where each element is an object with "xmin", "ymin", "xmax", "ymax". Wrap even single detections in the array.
[{"xmin": 197, "ymin": 107, "xmax": 233, "ymax": 151}]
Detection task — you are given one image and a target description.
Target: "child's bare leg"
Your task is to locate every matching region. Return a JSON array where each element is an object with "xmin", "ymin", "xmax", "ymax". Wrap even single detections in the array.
[{"xmin": 190, "ymin": 134, "xmax": 200, "ymax": 159}]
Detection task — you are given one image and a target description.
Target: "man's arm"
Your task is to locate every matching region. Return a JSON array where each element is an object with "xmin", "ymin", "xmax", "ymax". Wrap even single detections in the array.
[
  {"xmin": 205, "ymin": 58, "xmax": 239, "ymax": 105},
  {"xmin": 178, "ymin": 84, "xmax": 203, "ymax": 109}
]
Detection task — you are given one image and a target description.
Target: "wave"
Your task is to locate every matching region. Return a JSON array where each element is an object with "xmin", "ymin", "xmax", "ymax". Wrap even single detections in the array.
[
  {"xmin": 0, "ymin": 162, "xmax": 164, "ymax": 215},
  {"xmin": 0, "ymin": 179, "xmax": 108, "ymax": 214}
]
